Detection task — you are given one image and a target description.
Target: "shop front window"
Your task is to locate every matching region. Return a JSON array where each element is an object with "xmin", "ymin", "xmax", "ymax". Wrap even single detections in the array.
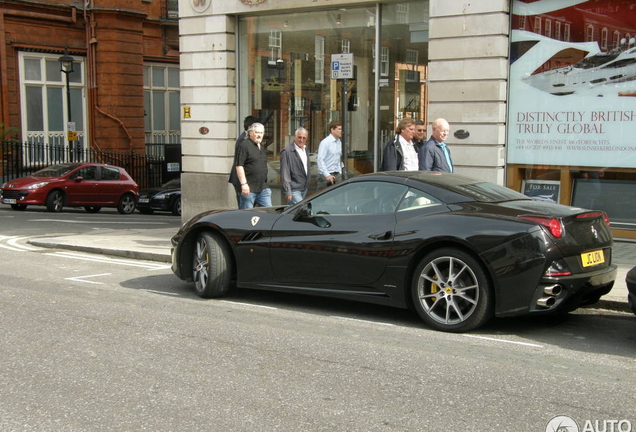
[
  {"xmin": 237, "ymin": 1, "xmax": 429, "ymax": 202},
  {"xmin": 507, "ymin": 0, "xmax": 636, "ymax": 236}
]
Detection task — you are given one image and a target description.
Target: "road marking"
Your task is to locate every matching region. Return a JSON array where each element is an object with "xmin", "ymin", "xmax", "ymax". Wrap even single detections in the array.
[
  {"xmin": 7, "ymin": 236, "xmax": 40, "ymax": 251},
  {"xmin": 142, "ymin": 289, "xmax": 180, "ymax": 296},
  {"xmin": 463, "ymin": 334, "xmax": 544, "ymax": 348},
  {"xmin": 332, "ymin": 316, "xmax": 396, "ymax": 326},
  {"xmin": 220, "ymin": 300, "xmax": 278, "ymax": 310},
  {"xmin": 65, "ymin": 273, "xmax": 111, "ymax": 285},
  {"xmin": 0, "ymin": 243, "xmax": 26, "ymax": 252},
  {"xmin": 46, "ymin": 251, "xmax": 171, "ymax": 270}
]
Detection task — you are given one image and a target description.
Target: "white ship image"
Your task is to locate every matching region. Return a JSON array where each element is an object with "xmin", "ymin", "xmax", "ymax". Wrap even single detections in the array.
[{"xmin": 522, "ymin": 39, "xmax": 636, "ymax": 96}]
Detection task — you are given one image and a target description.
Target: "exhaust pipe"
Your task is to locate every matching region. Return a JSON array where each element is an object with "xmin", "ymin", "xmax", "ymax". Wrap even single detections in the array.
[
  {"xmin": 543, "ymin": 284, "xmax": 563, "ymax": 296},
  {"xmin": 537, "ymin": 297, "xmax": 557, "ymax": 308}
]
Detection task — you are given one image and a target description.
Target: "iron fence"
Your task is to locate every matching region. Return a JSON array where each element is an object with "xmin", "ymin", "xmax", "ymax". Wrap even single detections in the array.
[{"xmin": 1, "ymin": 140, "xmax": 165, "ymax": 189}]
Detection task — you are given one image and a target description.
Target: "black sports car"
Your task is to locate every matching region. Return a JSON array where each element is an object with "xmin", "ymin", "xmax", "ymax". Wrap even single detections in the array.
[
  {"xmin": 171, "ymin": 172, "xmax": 617, "ymax": 332},
  {"xmin": 626, "ymin": 266, "xmax": 636, "ymax": 315},
  {"xmin": 137, "ymin": 177, "xmax": 181, "ymax": 216}
]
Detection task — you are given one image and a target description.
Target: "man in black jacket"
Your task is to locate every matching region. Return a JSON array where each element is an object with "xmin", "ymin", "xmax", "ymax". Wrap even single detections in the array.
[
  {"xmin": 280, "ymin": 127, "xmax": 311, "ymax": 204},
  {"xmin": 381, "ymin": 118, "xmax": 418, "ymax": 171}
]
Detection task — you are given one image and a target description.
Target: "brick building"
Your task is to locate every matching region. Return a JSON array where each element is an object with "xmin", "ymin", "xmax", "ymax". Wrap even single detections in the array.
[{"xmin": 0, "ymin": 0, "xmax": 180, "ymax": 153}]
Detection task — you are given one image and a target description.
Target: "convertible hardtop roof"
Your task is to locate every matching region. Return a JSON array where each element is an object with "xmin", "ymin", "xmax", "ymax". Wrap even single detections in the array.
[{"xmin": 353, "ymin": 170, "xmax": 484, "ymax": 187}]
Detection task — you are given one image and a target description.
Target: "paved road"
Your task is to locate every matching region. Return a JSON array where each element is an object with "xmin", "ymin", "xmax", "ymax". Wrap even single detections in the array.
[{"xmin": 0, "ymin": 227, "xmax": 635, "ymax": 431}]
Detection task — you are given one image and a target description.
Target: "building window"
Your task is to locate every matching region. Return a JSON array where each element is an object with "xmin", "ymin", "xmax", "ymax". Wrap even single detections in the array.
[
  {"xmin": 19, "ymin": 52, "xmax": 86, "ymax": 159},
  {"xmin": 534, "ymin": 17, "xmax": 541, "ymax": 34},
  {"xmin": 601, "ymin": 28, "xmax": 608, "ymax": 50},
  {"xmin": 396, "ymin": 3, "xmax": 409, "ymax": 23},
  {"xmin": 144, "ymin": 64, "xmax": 181, "ymax": 145},
  {"xmin": 315, "ymin": 36, "xmax": 325, "ymax": 84},
  {"xmin": 406, "ymin": 49, "xmax": 418, "ymax": 65},
  {"xmin": 166, "ymin": 0, "xmax": 178, "ymax": 19},
  {"xmin": 613, "ymin": 31, "xmax": 621, "ymax": 49},
  {"xmin": 519, "ymin": 16, "xmax": 526, "ymax": 31},
  {"xmin": 381, "ymin": 46, "xmax": 389, "ymax": 77},
  {"xmin": 341, "ymin": 39, "xmax": 351, "ymax": 54},
  {"xmin": 269, "ymin": 30, "xmax": 282, "ymax": 66},
  {"xmin": 555, "ymin": 21, "xmax": 561, "ymax": 40},
  {"xmin": 564, "ymin": 24, "xmax": 571, "ymax": 41},
  {"xmin": 544, "ymin": 19, "xmax": 551, "ymax": 38},
  {"xmin": 586, "ymin": 24, "xmax": 594, "ymax": 42}
]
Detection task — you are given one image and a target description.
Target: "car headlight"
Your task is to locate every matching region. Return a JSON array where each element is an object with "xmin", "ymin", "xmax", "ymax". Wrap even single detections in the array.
[
  {"xmin": 25, "ymin": 182, "xmax": 49, "ymax": 190},
  {"xmin": 155, "ymin": 193, "xmax": 172, "ymax": 200}
]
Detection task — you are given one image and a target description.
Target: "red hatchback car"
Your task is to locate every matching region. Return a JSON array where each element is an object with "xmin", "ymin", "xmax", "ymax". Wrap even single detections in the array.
[{"xmin": 0, "ymin": 163, "xmax": 139, "ymax": 214}]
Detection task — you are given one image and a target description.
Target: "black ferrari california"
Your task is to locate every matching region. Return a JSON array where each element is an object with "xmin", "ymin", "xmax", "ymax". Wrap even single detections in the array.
[{"xmin": 171, "ymin": 172, "xmax": 617, "ymax": 332}]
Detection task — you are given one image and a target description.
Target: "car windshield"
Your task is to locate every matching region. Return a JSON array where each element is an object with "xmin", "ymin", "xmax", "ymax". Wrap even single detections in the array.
[{"xmin": 32, "ymin": 164, "xmax": 79, "ymax": 177}]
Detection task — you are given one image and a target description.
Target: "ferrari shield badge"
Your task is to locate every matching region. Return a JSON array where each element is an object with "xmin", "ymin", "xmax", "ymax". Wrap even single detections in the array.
[{"xmin": 251, "ymin": 216, "xmax": 260, "ymax": 226}]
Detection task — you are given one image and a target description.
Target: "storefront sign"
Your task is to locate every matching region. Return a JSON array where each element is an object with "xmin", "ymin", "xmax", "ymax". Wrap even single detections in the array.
[
  {"xmin": 521, "ymin": 180, "xmax": 560, "ymax": 203},
  {"xmin": 507, "ymin": 0, "xmax": 636, "ymax": 169}
]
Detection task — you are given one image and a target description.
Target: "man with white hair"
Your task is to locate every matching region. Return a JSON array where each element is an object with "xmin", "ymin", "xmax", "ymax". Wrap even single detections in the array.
[
  {"xmin": 280, "ymin": 127, "xmax": 311, "ymax": 205},
  {"xmin": 418, "ymin": 118, "xmax": 454, "ymax": 173},
  {"xmin": 235, "ymin": 122, "xmax": 272, "ymax": 208}
]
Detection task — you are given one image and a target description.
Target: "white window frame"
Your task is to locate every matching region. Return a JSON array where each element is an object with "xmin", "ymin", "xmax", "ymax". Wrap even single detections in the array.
[
  {"xmin": 534, "ymin": 17, "xmax": 541, "ymax": 34},
  {"xmin": 406, "ymin": 49, "xmax": 418, "ymax": 65},
  {"xmin": 555, "ymin": 21, "xmax": 562, "ymax": 40},
  {"xmin": 19, "ymin": 51, "xmax": 87, "ymax": 162},
  {"xmin": 144, "ymin": 64, "xmax": 181, "ymax": 148},
  {"xmin": 545, "ymin": 19, "xmax": 552, "ymax": 38},
  {"xmin": 564, "ymin": 24, "xmax": 571, "ymax": 42},
  {"xmin": 380, "ymin": 46, "xmax": 389, "ymax": 77},
  {"xmin": 269, "ymin": 29, "xmax": 282, "ymax": 66},
  {"xmin": 601, "ymin": 28, "xmax": 608, "ymax": 50},
  {"xmin": 613, "ymin": 31, "xmax": 621, "ymax": 49},
  {"xmin": 586, "ymin": 24, "xmax": 594, "ymax": 42},
  {"xmin": 341, "ymin": 39, "xmax": 351, "ymax": 54},
  {"xmin": 315, "ymin": 35, "xmax": 325, "ymax": 84}
]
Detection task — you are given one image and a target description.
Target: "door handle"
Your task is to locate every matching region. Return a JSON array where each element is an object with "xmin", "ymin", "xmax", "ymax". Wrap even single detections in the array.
[{"xmin": 369, "ymin": 230, "xmax": 392, "ymax": 240}]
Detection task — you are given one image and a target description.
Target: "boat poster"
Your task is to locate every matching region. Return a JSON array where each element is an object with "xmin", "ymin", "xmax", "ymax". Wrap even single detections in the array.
[{"xmin": 507, "ymin": 0, "xmax": 636, "ymax": 168}]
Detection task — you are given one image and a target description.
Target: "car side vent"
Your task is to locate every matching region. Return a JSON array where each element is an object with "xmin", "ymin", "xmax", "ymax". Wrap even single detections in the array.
[{"xmin": 241, "ymin": 232, "xmax": 264, "ymax": 242}]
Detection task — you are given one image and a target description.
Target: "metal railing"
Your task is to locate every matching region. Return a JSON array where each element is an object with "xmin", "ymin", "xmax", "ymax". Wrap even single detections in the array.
[{"xmin": 1, "ymin": 140, "xmax": 166, "ymax": 189}]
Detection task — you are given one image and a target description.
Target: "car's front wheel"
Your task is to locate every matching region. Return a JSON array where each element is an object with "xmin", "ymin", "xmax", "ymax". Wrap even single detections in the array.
[
  {"xmin": 84, "ymin": 206, "xmax": 102, "ymax": 213},
  {"xmin": 117, "ymin": 194, "xmax": 136, "ymax": 214},
  {"xmin": 172, "ymin": 197, "xmax": 181, "ymax": 216},
  {"xmin": 10, "ymin": 204, "xmax": 27, "ymax": 211},
  {"xmin": 46, "ymin": 190, "xmax": 64, "ymax": 212},
  {"xmin": 192, "ymin": 232, "xmax": 232, "ymax": 298},
  {"xmin": 411, "ymin": 248, "xmax": 493, "ymax": 332}
]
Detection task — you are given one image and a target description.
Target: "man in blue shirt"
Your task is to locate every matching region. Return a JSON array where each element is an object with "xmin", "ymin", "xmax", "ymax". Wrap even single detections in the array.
[
  {"xmin": 418, "ymin": 118, "xmax": 454, "ymax": 173},
  {"xmin": 317, "ymin": 120, "xmax": 343, "ymax": 190}
]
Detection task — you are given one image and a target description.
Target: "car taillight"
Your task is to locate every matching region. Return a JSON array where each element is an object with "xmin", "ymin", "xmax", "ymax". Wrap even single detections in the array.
[
  {"xmin": 520, "ymin": 215, "xmax": 563, "ymax": 238},
  {"xmin": 574, "ymin": 211, "xmax": 611, "ymax": 227}
]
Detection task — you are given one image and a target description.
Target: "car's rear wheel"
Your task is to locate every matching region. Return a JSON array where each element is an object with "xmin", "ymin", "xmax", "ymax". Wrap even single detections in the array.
[
  {"xmin": 10, "ymin": 204, "xmax": 27, "ymax": 211},
  {"xmin": 84, "ymin": 206, "xmax": 102, "ymax": 213},
  {"xmin": 192, "ymin": 232, "xmax": 232, "ymax": 298},
  {"xmin": 46, "ymin": 190, "xmax": 64, "ymax": 212},
  {"xmin": 411, "ymin": 248, "xmax": 493, "ymax": 333},
  {"xmin": 172, "ymin": 197, "xmax": 181, "ymax": 216},
  {"xmin": 117, "ymin": 194, "xmax": 136, "ymax": 214}
]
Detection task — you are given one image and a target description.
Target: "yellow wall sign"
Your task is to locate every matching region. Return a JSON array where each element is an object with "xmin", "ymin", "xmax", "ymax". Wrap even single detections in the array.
[{"xmin": 67, "ymin": 131, "xmax": 78, "ymax": 141}]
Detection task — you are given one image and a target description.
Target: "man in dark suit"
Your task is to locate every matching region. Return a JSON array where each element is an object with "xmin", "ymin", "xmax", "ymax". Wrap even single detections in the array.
[
  {"xmin": 280, "ymin": 127, "xmax": 311, "ymax": 204},
  {"xmin": 418, "ymin": 118, "xmax": 454, "ymax": 173}
]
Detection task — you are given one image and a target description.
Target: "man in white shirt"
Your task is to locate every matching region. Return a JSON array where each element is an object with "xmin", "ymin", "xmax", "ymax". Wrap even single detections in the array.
[
  {"xmin": 317, "ymin": 120, "xmax": 343, "ymax": 190},
  {"xmin": 280, "ymin": 127, "xmax": 311, "ymax": 204}
]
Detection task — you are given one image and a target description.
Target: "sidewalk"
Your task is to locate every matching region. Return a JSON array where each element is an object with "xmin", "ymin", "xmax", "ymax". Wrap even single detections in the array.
[{"xmin": 27, "ymin": 229, "xmax": 634, "ymax": 313}]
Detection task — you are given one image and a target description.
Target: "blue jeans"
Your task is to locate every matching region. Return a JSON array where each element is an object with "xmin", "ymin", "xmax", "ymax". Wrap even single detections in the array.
[
  {"xmin": 239, "ymin": 188, "xmax": 272, "ymax": 209},
  {"xmin": 287, "ymin": 189, "xmax": 307, "ymax": 205}
]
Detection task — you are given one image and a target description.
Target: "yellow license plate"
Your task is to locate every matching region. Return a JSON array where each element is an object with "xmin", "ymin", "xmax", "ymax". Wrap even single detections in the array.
[{"xmin": 581, "ymin": 249, "xmax": 605, "ymax": 267}]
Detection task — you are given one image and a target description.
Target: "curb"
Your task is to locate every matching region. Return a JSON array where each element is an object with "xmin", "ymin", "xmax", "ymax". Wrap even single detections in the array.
[{"xmin": 28, "ymin": 240, "xmax": 172, "ymax": 264}]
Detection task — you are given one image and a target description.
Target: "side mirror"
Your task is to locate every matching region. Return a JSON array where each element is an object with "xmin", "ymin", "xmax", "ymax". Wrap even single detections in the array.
[
  {"xmin": 74, "ymin": 176, "xmax": 84, "ymax": 182},
  {"xmin": 293, "ymin": 203, "xmax": 312, "ymax": 221}
]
